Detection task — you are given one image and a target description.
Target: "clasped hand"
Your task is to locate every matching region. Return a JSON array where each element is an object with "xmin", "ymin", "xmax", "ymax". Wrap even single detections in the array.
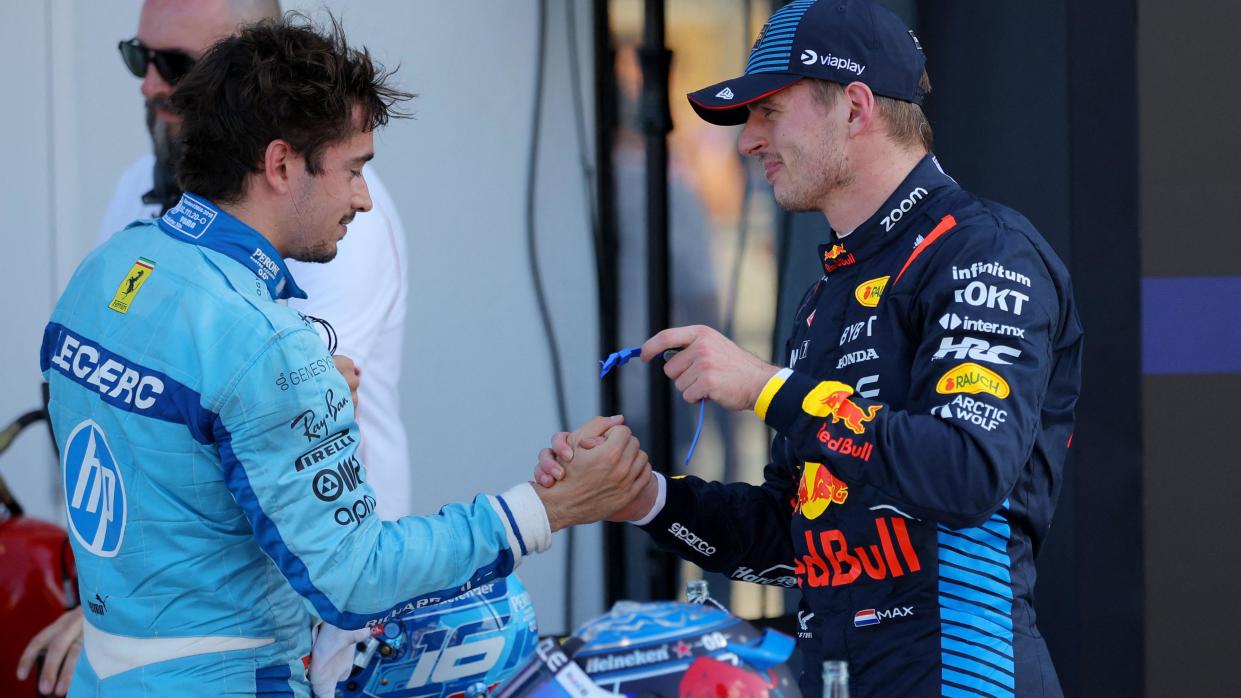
[{"xmin": 533, "ymin": 416, "xmax": 654, "ymax": 531}]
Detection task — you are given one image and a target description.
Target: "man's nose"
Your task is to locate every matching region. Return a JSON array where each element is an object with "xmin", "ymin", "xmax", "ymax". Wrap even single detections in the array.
[
  {"xmin": 140, "ymin": 63, "xmax": 172, "ymax": 101},
  {"xmin": 354, "ymin": 177, "xmax": 373, "ymax": 213},
  {"xmin": 738, "ymin": 113, "xmax": 765, "ymax": 157}
]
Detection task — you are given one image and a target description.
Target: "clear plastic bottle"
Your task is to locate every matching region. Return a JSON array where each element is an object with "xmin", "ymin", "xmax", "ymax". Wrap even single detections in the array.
[
  {"xmin": 822, "ymin": 660, "xmax": 849, "ymax": 698},
  {"xmin": 685, "ymin": 579, "xmax": 709, "ymax": 604}
]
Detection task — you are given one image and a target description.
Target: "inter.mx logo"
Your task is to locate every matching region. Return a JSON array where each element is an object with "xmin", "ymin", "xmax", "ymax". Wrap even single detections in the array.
[
  {"xmin": 63, "ymin": 420, "xmax": 127, "ymax": 557},
  {"xmin": 938, "ymin": 312, "xmax": 1025, "ymax": 339}
]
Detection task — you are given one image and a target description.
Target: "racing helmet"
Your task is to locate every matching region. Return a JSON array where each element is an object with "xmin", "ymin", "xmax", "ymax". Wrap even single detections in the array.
[
  {"xmin": 570, "ymin": 601, "xmax": 801, "ymax": 698},
  {"xmin": 337, "ymin": 575, "xmax": 539, "ymax": 698}
]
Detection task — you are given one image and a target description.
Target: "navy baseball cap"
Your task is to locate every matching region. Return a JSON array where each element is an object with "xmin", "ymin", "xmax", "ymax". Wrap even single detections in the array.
[{"xmin": 688, "ymin": 0, "xmax": 927, "ymax": 126}]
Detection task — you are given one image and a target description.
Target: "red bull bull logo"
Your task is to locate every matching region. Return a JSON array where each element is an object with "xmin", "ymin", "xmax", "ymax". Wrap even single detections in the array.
[
  {"xmin": 802, "ymin": 381, "xmax": 883, "ymax": 435},
  {"xmin": 821, "ymin": 244, "xmax": 856, "ymax": 273},
  {"xmin": 794, "ymin": 516, "xmax": 922, "ymax": 588},
  {"xmin": 796, "ymin": 462, "xmax": 848, "ymax": 520}
]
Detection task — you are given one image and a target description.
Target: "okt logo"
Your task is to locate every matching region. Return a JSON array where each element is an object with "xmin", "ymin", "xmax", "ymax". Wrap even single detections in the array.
[
  {"xmin": 63, "ymin": 420, "xmax": 126, "ymax": 557},
  {"xmin": 953, "ymin": 280, "xmax": 1029, "ymax": 315}
]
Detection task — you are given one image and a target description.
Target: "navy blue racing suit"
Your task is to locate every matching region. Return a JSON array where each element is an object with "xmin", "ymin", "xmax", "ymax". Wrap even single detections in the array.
[{"xmin": 640, "ymin": 156, "xmax": 1081, "ymax": 697}]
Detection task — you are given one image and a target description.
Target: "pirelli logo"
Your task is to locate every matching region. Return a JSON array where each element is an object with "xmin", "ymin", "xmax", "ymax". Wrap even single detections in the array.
[{"xmin": 295, "ymin": 429, "xmax": 356, "ymax": 471}]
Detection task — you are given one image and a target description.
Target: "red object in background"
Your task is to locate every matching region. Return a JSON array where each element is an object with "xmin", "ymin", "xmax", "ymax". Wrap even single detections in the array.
[
  {"xmin": 0, "ymin": 516, "xmax": 76, "ymax": 697},
  {"xmin": 679, "ymin": 656, "xmax": 773, "ymax": 698}
]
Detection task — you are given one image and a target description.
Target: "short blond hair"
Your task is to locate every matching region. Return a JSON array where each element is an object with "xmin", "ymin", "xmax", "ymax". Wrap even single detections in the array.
[{"xmin": 809, "ymin": 72, "xmax": 934, "ymax": 152}]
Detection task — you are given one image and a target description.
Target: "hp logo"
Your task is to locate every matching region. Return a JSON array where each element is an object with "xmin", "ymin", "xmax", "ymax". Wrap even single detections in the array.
[{"xmin": 63, "ymin": 420, "xmax": 127, "ymax": 557}]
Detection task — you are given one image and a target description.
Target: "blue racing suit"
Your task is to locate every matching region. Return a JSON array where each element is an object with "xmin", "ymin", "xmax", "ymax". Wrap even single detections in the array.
[
  {"xmin": 41, "ymin": 194, "xmax": 551, "ymax": 696},
  {"xmin": 639, "ymin": 156, "xmax": 1082, "ymax": 697}
]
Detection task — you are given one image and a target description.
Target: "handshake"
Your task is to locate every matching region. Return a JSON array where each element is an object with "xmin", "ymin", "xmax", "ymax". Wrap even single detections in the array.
[{"xmin": 531, "ymin": 415, "xmax": 659, "ymax": 531}]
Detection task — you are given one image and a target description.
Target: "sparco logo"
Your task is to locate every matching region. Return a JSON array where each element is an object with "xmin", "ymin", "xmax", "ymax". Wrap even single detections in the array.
[
  {"xmin": 669, "ymin": 523, "xmax": 716, "ymax": 556},
  {"xmin": 731, "ymin": 565, "xmax": 797, "ymax": 588},
  {"xmin": 882, "ymin": 187, "xmax": 927, "ymax": 231},
  {"xmin": 584, "ymin": 645, "xmax": 671, "ymax": 673}
]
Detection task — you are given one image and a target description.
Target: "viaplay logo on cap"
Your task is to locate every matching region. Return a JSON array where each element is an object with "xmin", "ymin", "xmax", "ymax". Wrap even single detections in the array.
[{"xmin": 799, "ymin": 49, "xmax": 866, "ymax": 76}]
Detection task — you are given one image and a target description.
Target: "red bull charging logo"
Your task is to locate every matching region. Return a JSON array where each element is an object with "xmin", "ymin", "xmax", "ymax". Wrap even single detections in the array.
[
  {"xmin": 802, "ymin": 381, "xmax": 883, "ymax": 435},
  {"xmin": 821, "ymin": 244, "xmax": 856, "ymax": 273},
  {"xmin": 796, "ymin": 462, "xmax": 849, "ymax": 520}
]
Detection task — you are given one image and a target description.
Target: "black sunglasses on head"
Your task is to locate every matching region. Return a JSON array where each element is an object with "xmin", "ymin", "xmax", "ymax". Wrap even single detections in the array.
[{"xmin": 118, "ymin": 38, "xmax": 196, "ymax": 85}]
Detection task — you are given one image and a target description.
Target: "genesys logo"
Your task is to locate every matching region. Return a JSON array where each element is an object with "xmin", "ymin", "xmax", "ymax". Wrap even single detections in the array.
[
  {"xmin": 802, "ymin": 381, "xmax": 883, "ymax": 435},
  {"xmin": 853, "ymin": 606, "xmax": 914, "ymax": 628},
  {"xmin": 938, "ymin": 312, "xmax": 1025, "ymax": 339},
  {"xmin": 932, "ymin": 395, "xmax": 1008, "ymax": 432},
  {"xmin": 954, "ymin": 280, "xmax": 1030, "ymax": 316},
  {"xmin": 796, "ymin": 462, "xmax": 849, "ymax": 520},
  {"xmin": 854, "ymin": 276, "xmax": 890, "ymax": 308},
  {"xmin": 932, "ymin": 336, "xmax": 1021, "ymax": 365},
  {"xmin": 731, "ymin": 564, "xmax": 798, "ymax": 588},
  {"xmin": 669, "ymin": 522, "xmax": 716, "ymax": 556},
  {"xmin": 800, "ymin": 49, "xmax": 866, "ymax": 76},
  {"xmin": 795, "ymin": 517, "xmax": 922, "ymax": 588},
  {"xmin": 936, "ymin": 363, "xmax": 1010, "ymax": 399}
]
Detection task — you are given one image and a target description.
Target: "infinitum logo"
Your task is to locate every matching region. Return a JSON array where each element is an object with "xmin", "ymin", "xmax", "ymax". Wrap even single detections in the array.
[{"xmin": 800, "ymin": 49, "xmax": 866, "ymax": 75}]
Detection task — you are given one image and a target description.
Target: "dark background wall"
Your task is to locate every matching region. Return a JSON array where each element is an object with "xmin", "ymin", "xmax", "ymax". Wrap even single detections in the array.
[{"xmin": 1138, "ymin": 1, "xmax": 1241, "ymax": 696}]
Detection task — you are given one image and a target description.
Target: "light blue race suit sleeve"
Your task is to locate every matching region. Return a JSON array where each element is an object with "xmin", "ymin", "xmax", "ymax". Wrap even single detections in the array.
[{"xmin": 214, "ymin": 325, "xmax": 550, "ymax": 629}]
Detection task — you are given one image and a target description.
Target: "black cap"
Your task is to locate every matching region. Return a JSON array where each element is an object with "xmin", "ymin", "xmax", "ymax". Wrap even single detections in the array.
[{"xmin": 688, "ymin": 0, "xmax": 927, "ymax": 126}]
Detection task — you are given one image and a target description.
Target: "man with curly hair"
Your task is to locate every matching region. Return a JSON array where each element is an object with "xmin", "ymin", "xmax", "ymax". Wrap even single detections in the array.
[{"xmin": 37, "ymin": 16, "xmax": 650, "ymax": 696}]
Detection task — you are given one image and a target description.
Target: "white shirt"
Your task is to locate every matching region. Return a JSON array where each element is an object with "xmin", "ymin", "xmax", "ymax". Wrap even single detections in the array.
[{"xmin": 97, "ymin": 154, "xmax": 413, "ymax": 519}]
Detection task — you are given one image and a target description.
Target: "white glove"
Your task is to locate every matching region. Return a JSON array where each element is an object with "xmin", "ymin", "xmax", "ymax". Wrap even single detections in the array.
[{"xmin": 310, "ymin": 622, "xmax": 372, "ymax": 697}]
